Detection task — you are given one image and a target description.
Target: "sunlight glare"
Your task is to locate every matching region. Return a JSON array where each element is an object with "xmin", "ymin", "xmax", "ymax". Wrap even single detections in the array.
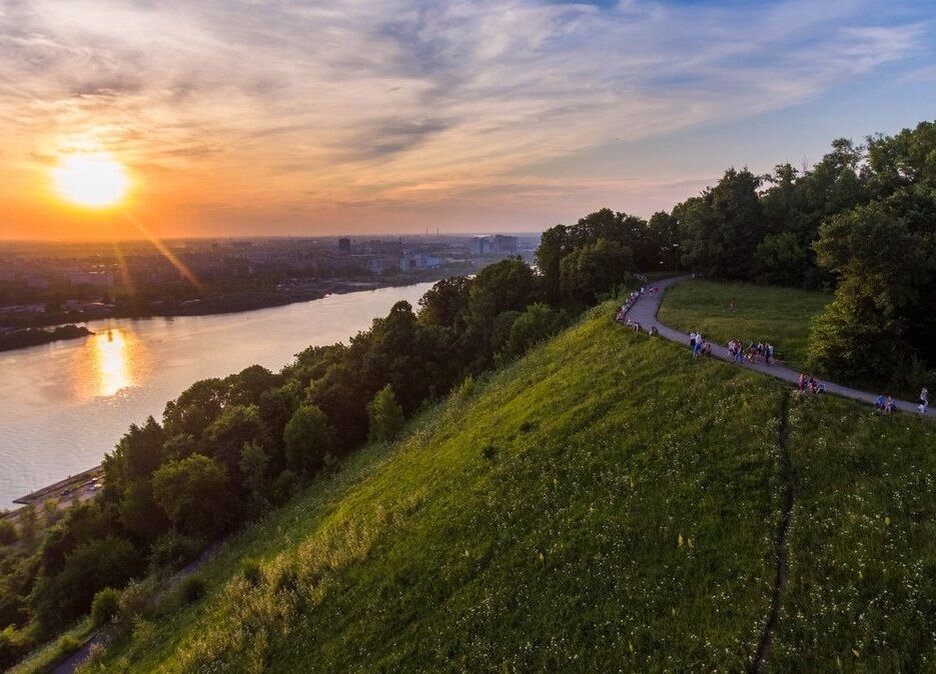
[
  {"xmin": 52, "ymin": 153, "xmax": 130, "ymax": 208},
  {"xmin": 92, "ymin": 328, "xmax": 133, "ymax": 396}
]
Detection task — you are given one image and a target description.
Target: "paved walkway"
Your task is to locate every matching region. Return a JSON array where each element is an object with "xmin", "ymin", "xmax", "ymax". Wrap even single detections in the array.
[{"xmin": 626, "ymin": 275, "xmax": 933, "ymax": 417}]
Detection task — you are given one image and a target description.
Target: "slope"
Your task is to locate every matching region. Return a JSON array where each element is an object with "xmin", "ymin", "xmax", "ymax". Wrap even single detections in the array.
[{"xmin": 81, "ymin": 300, "xmax": 936, "ymax": 673}]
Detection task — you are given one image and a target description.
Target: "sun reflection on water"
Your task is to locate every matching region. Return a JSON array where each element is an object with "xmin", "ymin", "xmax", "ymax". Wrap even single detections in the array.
[{"xmin": 92, "ymin": 328, "xmax": 133, "ymax": 396}]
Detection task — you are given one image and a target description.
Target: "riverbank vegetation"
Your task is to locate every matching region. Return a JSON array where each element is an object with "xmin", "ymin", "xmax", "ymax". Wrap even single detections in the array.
[{"xmin": 0, "ymin": 325, "xmax": 93, "ymax": 353}]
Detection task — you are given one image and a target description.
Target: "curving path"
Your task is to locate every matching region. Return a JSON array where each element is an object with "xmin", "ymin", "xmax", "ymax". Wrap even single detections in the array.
[{"xmin": 628, "ymin": 275, "xmax": 933, "ymax": 417}]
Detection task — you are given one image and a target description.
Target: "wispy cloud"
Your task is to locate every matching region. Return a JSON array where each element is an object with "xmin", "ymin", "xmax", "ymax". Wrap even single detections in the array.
[{"xmin": 0, "ymin": 0, "xmax": 930, "ymax": 237}]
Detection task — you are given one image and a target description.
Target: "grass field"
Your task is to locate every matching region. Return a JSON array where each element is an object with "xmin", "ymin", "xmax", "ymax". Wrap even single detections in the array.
[
  {"xmin": 657, "ymin": 280, "xmax": 831, "ymax": 371},
  {"xmin": 73, "ymin": 298, "xmax": 936, "ymax": 673}
]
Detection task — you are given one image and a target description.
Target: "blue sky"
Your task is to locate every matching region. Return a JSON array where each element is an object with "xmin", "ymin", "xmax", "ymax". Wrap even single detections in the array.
[{"xmin": 1, "ymin": 0, "xmax": 934, "ymax": 238}]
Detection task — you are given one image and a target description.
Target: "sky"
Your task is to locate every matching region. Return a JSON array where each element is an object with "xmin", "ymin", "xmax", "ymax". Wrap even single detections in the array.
[{"xmin": 0, "ymin": 0, "xmax": 934, "ymax": 240}]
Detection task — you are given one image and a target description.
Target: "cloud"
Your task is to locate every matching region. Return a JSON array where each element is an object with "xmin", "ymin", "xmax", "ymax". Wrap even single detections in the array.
[{"xmin": 0, "ymin": 0, "xmax": 930, "ymax": 237}]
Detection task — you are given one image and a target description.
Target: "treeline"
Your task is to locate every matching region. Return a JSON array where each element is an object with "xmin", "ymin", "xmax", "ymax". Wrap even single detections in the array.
[
  {"xmin": 0, "ymin": 325, "xmax": 93, "ymax": 352},
  {"xmin": 1, "ymin": 250, "xmax": 634, "ymax": 666},
  {"xmin": 538, "ymin": 120, "xmax": 936, "ymax": 389}
]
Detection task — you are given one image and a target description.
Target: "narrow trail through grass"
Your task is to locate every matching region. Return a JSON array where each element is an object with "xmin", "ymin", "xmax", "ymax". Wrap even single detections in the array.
[{"xmin": 750, "ymin": 391, "xmax": 795, "ymax": 673}]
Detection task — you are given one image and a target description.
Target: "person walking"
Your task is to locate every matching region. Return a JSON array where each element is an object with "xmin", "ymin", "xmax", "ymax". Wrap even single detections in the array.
[{"xmin": 920, "ymin": 387, "xmax": 929, "ymax": 414}]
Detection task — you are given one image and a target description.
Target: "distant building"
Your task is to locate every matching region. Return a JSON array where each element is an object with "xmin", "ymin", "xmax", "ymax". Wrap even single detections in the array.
[
  {"xmin": 65, "ymin": 270, "xmax": 116, "ymax": 288},
  {"xmin": 470, "ymin": 234, "xmax": 518, "ymax": 257},
  {"xmin": 338, "ymin": 238, "xmax": 352, "ymax": 255}
]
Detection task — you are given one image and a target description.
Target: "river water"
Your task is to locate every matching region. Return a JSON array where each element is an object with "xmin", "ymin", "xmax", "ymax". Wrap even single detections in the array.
[{"xmin": 0, "ymin": 282, "xmax": 434, "ymax": 508}]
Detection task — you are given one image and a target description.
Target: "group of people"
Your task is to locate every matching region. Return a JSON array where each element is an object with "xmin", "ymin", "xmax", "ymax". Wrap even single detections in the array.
[
  {"xmin": 797, "ymin": 373, "xmax": 826, "ymax": 395},
  {"xmin": 874, "ymin": 394, "xmax": 897, "ymax": 414},
  {"xmin": 873, "ymin": 387, "xmax": 929, "ymax": 415},
  {"xmin": 615, "ymin": 288, "xmax": 644, "ymax": 323},
  {"xmin": 728, "ymin": 340, "xmax": 776, "ymax": 365},
  {"xmin": 688, "ymin": 331, "xmax": 712, "ymax": 358}
]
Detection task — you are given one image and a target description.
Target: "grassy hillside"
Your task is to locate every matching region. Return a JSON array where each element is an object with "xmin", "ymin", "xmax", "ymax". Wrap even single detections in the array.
[
  {"xmin": 657, "ymin": 280, "xmax": 831, "ymax": 370},
  {"xmin": 79, "ymin": 300, "xmax": 936, "ymax": 673}
]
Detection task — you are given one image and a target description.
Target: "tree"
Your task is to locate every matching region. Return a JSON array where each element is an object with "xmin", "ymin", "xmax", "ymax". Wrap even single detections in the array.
[
  {"xmin": 103, "ymin": 417, "xmax": 166, "ymax": 496},
  {"xmin": 417, "ymin": 276, "xmax": 472, "ymax": 330},
  {"xmin": 679, "ymin": 168, "xmax": 766, "ymax": 280},
  {"xmin": 119, "ymin": 479, "xmax": 170, "ymax": 543},
  {"xmin": 28, "ymin": 536, "xmax": 140, "ymax": 630},
  {"xmin": 464, "ymin": 258, "xmax": 538, "ymax": 365},
  {"xmin": 537, "ymin": 209, "xmax": 654, "ymax": 302},
  {"xmin": 283, "ymin": 405, "xmax": 331, "ymax": 476},
  {"xmin": 753, "ymin": 231, "xmax": 812, "ymax": 287},
  {"xmin": 17, "ymin": 505, "xmax": 37, "ymax": 548},
  {"xmin": 224, "ymin": 365, "xmax": 282, "ymax": 407},
  {"xmin": 559, "ymin": 238, "xmax": 633, "ymax": 305},
  {"xmin": 367, "ymin": 384, "xmax": 405, "ymax": 443},
  {"xmin": 152, "ymin": 455, "xmax": 233, "ymax": 539},
  {"xmin": 205, "ymin": 404, "xmax": 267, "ymax": 480},
  {"xmin": 0, "ymin": 519, "xmax": 16, "ymax": 546},
  {"xmin": 162, "ymin": 378, "xmax": 228, "ymax": 439},
  {"xmin": 238, "ymin": 440, "xmax": 270, "ymax": 512},
  {"xmin": 503, "ymin": 304, "xmax": 569, "ymax": 359},
  {"xmin": 647, "ymin": 211, "xmax": 681, "ymax": 270}
]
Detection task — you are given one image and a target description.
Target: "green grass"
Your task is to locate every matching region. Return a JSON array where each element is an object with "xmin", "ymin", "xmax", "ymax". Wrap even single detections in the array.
[
  {"xmin": 658, "ymin": 280, "xmax": 831, "ymax": 370},
  {"xmin": 773, "ymin": 394, "xmax": 936, "ymax": 672},
  {"xmin": 75, "ymin": 299, "xmax": 936, "ymax": 673}
]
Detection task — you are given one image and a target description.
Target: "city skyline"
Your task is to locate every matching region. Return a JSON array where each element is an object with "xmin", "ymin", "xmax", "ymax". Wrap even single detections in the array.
[{"xmin": 1, "ymin": 0, "xmax": 935, "ymax": 240}]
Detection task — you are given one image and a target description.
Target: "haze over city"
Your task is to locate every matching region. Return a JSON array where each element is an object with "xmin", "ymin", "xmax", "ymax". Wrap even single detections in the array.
[{"xmin": 2, "ymin": 0, "xmax": 935, "ymax": 240}]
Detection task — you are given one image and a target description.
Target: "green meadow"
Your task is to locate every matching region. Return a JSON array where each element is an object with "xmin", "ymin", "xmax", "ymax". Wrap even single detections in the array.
[
  {"xmin": 75, "ymin": 299, "xmax": 936, "ymax": 673},
  {"xmin": 658, "ymin": 279, "xmax": 831, "ymax": 371}
]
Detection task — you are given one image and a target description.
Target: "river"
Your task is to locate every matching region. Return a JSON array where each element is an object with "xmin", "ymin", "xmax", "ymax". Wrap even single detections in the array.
[{"xmin": 0, "ymin": 282, "xmax": 434, "ymax": 508}]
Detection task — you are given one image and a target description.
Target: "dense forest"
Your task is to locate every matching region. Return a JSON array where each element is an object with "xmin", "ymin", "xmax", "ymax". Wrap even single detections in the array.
[{"xmin": 1, "ymin": 120, "xmax": 934, "ymax": 667}]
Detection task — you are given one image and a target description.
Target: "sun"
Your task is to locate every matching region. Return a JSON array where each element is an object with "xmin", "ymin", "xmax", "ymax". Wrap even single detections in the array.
[{"xmin": 52, "ymin": 153, "xmax": 130, "ymax": 208}]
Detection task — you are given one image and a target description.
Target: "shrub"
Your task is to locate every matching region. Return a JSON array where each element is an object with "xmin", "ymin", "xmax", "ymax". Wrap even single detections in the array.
[
  {"xmin": 242, "ymin": 560, "xmax": 263, "ymax": 587},
  {"xmin": 272, "ymin": 469, "xmax": 299, "ymax": 504},
  {"xmin": 0, "ymin": 625, "xmax": 33, "ymax": 670},
  {"xmin": 149, "ymin": 530, "xmax": 203, "ymax": 576},
  {"xmin": 57, "ymin": 634, "xmax": 82, "ymax": 658},
  {"xmin": 116, "ymin": 580, "xmax": 153, "ymax": 626},
  {"xmin": 178, "ymin": 574, "xmax": 206, "ymax": 604},
  {"xmin": 131, "ymin": 616, "xmax": 155, "ymax": 649},
  {"xmin": 367, "ymin": 384, "xmax": 405, "ymax": 442},
  {"xmin": 481, "ymin": 444, "xmax": 498, "ymax": 461},
  {"xmin": 91, "ymin": 587, "xmax": 121, "ymax": 626},
  {"xmin": 457, "ymin": 375, "xmax": 475, "ymax": 399},
  {"xmin": 0, "ymin": 518, "xmax": 17, "ymax": 546}
]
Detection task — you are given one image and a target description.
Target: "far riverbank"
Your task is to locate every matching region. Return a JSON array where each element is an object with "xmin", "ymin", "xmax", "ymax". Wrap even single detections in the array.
[{"xmin": 0, "ymin": 267, "xmax": 470, "ymax": 354}]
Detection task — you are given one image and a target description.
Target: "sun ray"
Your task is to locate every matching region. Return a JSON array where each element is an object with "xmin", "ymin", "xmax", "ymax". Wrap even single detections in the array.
[{"xmin": 121, "ymin": 210, "xmax": 205, "ymax": 293}]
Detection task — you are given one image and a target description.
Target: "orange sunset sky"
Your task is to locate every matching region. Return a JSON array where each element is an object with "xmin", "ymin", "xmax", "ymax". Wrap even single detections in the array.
[{"xmin": 2, "ymin": 0, "xmax": 935, "ymax": 240}]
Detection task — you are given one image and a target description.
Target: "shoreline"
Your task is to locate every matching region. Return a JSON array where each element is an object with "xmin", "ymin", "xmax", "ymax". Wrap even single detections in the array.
[{"xmin": 0, "ymin": 269, "xmax": 465, "ymax": 355}]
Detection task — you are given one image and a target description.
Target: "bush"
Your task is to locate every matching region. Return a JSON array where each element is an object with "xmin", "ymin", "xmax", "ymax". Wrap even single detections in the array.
[
  {"xmin": 0, "ymin": 518, "xmax": 17, "ymax": 546},
  {"xmin": 57, "ymin": 634, "xmax": 82, "ymax": 658},
  {"xmin": 131, "ymin": 616, "xmax": 155, "ymax": 649},
  {"xmin": 91, "ymin": 587, "xmax": 121, "ymax": 626},
  {"xmin": 116, "ymin": 580, "xmax": 153, "ymax": 626},
  {"xmin": 367, "ymin": 384, "xmax": 405, "ymax": 442},
  {"xmin": 149, "ymin": 530, "xmax": 203, "ymax": 576},
  {"xmin": 0, "ymin": 625, "xmax": 34, "ymax": 670},
  {"xmin": 272, "ymin": 469, "xmax": 299, "ymax": 504},
  {"xmin": 178, "ymin": 575, "xmax": 206, "ymax": 604},
  {"xmin": 242, "ymin": 560, "xmax": 263, "ymax": 587}
]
